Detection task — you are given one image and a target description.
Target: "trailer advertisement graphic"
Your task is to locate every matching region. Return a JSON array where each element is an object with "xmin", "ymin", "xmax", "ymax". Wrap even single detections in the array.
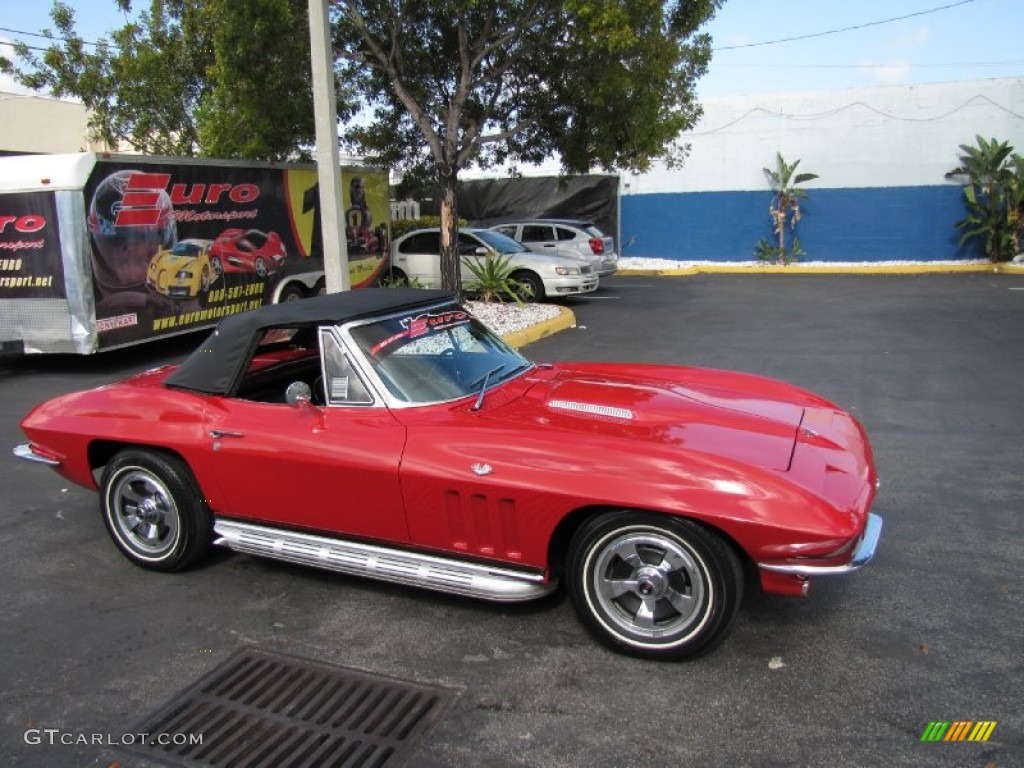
[
  {"xmin": 0, "ymin": 192, "xmax": 66, "ymax": 300},
  {"xmin": 83, "ymin": 160, "xmax": 389, "ymax": 350}
]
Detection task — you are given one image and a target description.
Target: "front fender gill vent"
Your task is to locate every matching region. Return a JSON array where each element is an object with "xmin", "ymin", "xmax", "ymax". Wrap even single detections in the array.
[{"xmin": 123, "ymin": 647, "xmax": 458, "ymax": 767}]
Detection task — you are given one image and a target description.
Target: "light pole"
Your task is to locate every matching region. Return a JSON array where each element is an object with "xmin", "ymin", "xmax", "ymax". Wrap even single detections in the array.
[{"xmin": 308, "ymin": 0, "xmax": 349, "ymax": 292}]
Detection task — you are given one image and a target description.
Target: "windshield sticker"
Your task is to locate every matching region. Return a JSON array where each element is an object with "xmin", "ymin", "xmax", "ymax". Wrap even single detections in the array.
[{"xmin": 371, "ymin": 310, "xmax": 470, "ymax": 355}]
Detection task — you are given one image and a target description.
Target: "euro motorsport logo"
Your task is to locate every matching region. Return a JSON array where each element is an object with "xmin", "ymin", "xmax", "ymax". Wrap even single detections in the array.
[{"xmin": 920, "ymin": 721, "xmax": 997, "ymax": 742}]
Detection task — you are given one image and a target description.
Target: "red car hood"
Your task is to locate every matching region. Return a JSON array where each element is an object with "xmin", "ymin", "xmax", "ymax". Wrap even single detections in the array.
[{"xmin": 489, "ymin": 363, "xmax": 813, "ymax": 472}]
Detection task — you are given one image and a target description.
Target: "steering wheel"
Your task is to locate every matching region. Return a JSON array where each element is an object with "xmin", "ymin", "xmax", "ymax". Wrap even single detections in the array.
[{"xmin": 311, "ymin": 376, "xmax": 326, "ymax": 406}]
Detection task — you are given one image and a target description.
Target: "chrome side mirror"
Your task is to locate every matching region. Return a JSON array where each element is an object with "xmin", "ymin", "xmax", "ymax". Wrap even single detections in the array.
[{"xmin": 285, "ymin": 381, "xmax": 312, "ymax": 407}]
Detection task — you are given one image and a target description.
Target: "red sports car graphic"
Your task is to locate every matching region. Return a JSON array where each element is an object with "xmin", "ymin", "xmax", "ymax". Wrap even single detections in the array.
[{"xmin": 210, "ymin": 229, "xmax": 287, "ymax": 278}]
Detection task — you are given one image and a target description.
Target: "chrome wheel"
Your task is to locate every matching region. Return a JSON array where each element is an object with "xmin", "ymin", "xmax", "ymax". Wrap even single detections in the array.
[
  {"xmin": 106, "ymin": 468, "xmax": 180, "ymax": 558},
  {"xmin": 589, "ymin": 530, "xmax": 707, "ymax": 642},
  {"xmin": 567, "ymin": 512, "xmax": 742, "ymax": 659},
  {"xmin": 100, "ymin": 450, "xmax": 211, "ymax": 572}
]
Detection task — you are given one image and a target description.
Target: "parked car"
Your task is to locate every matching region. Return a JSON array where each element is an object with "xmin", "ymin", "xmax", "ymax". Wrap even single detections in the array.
[
  {"xmin": 389, "ymin": 228, "xmax": 597, "ymax": 301},
  {"xmin": 14, "ymin": 289, "xmax": 881, "ymax": 660},
  {"xmin": 210, "ymin": 229, "xmax": 287, "ymax": 278},
  {"xmin": 146, "ymin": 239, "xmax": 217, "ymax": 299},
  {"xmin": 490, "ymin": 219, "xmax": 618, "ymax": 277}
]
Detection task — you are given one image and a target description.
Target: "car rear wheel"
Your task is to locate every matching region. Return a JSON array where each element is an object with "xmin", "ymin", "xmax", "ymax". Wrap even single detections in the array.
[
  {"xmin": 382, "ymin": 267, "xmax": 408, "ymax": 286},
  {"xmin": 279, "ymin": 283, "xmax": 305, "ymax": 302},
  {"xmin": 510, "ymin": 270, "xmax": 544, "ymax": 302},
  {"xmin": 254, "ymin": 257, "xmax": 268, "ymax": 278},
  {"xmin": 100, "ymin": 449, "xmax": 212, "ymax": 572},
  {"xmin": 566, "ymin": 511, "xmax": 742, "ymax": 660}
]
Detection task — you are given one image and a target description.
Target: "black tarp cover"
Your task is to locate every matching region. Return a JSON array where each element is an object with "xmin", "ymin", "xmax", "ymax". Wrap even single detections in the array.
[
  {"xmin": 457, "ymin": 175, "xmax": 620, "ymax": 244},
  {"xmin": 164, "ymin": 288, "xmax": 453, "ymax": 395}
]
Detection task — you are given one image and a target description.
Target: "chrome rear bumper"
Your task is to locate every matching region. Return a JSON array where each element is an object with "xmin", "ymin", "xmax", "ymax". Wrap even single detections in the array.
[{"xmin": 758, "ymin": 513, "xmax": 883, "ymax": 576}]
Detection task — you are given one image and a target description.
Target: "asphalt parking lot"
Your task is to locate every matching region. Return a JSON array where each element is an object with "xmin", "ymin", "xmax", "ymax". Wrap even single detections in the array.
[{"xmin": 2, "ymin": 273, "xmax": 1022, "ymax": 767}]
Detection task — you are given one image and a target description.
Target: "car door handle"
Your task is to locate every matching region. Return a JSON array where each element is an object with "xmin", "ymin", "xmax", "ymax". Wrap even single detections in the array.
[{"xmin": 209, "ymin": 429, "xmax": 245, "ymax": 439}]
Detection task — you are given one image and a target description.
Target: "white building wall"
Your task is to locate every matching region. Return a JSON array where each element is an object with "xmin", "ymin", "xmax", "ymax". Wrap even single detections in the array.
[
  {"xmin": 0, "ymin": 92, "xmax": 118, "ymax": 155},
  {"xmin": 625, "ymin": 78, "xmax": 1024, "ymax": 194},
  {"xmin": 621, "ymin": 77, "xmax": 1024, "ymax": 261}
]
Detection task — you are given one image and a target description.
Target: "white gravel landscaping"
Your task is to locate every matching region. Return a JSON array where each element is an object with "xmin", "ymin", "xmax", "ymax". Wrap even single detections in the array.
[{"xmin": 467, "ymin": 300, "xmax": 563, "ymax": 336}]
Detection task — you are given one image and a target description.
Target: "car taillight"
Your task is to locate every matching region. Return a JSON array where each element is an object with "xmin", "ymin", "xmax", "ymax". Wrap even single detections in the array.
[{"xmin": 588, "ymin": 237, "xmax": 604, "ymax": 255}]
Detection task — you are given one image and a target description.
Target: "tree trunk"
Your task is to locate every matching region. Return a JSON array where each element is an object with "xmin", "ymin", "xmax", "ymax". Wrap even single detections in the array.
[
  {"xmin": 776, "ymin": 197, "xmax": 787, "ymax": 265},
  {"xmin": 438, "ymin": 171, "xmax": 461, "ymax": 294}
]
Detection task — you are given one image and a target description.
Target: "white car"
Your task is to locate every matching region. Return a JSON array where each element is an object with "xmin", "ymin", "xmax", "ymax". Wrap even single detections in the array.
[
  {"xmin": 388, "ymin": 228, "xmax": 598, "ymax": 301},
  {"xmin": 489, "ymin": 219, "xmax": 618, "ymax": 277}
]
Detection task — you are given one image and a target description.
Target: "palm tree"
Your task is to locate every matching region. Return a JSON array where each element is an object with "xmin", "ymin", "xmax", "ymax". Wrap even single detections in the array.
[{"xmin": 757, "ymin": 153, "xmax": 818, "ymax": 265}]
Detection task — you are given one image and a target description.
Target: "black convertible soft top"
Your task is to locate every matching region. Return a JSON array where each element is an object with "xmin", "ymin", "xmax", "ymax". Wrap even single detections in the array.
[{"xmin": 164, "ymin": 288, "xmax": 454, "ymax": 395}]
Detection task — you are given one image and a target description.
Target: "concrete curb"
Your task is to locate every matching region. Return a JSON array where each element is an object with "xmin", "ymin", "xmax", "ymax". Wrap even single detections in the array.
[
  {"xmin": 502, "ymin": 306, "xmax": 577, "ymax": 348},
  {"xmin": 619, "ymin": 263, "xmax": 1024, "ymax": 276}
]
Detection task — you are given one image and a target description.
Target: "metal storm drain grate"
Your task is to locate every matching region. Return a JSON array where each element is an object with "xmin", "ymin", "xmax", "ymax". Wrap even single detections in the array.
[{"xmin": 123, "ymin": 647, "xmax": 458, "ymax": 768}]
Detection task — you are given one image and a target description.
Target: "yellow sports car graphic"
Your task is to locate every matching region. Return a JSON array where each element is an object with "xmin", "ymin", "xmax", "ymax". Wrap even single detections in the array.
[{"xmin": 146, "ymin": 239, "xmax": 218, "ymax": 299}]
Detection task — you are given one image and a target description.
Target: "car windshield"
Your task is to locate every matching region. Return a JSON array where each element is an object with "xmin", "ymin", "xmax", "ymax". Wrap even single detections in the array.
[
  {"xmin": 472, "ymin": 230, "xmax": 529, "ymax": 254},
  {"xmin": 347, "ymin": 303, "xmax": 532, "ymax": 404}
]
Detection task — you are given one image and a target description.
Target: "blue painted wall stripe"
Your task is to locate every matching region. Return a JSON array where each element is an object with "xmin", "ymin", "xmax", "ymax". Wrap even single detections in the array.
[{"xmin": 621, "ymin": 186, "xmax": 985, "ymax": 262}]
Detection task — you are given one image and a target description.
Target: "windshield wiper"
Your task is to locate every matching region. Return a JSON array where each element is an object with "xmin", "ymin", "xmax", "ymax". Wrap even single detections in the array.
[{"xmin": 471, "ymin": 365, "xmax": 505, "ymax": 411}]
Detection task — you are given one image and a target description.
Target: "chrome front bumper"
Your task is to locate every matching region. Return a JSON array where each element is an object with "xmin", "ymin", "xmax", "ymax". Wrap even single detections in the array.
[
  {"xmin": 758, "ymin": 513, "xmax": 883, "ymax": 576},
  {"xmin": 13, "ymin": 443, "xmax": 61, "ymax": 466}
]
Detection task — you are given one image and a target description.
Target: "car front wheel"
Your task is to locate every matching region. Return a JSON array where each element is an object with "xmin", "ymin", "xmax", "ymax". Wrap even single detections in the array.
[
  {"xmin": 566, "ymin": 512, "xmax": 742, "ymax": 659},
  {"xmin": 100, "ymin": 449, "xmax": 211, "ymax": 572},
  {"xmin": 510, "ymin": 270, "xmax": 544, "ymax": 302}
]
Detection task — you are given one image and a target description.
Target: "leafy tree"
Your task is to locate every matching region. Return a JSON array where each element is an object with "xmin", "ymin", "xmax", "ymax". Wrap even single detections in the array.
[
  {"xmin": 195, "ymin": 0, "xmax": 327, "ymax": 159},
  {"xmin": 755, "ymin": 152, "xmax": 818, "ymax": 265},
  {"xmin": 1, "ymin": 0, "xmax": 326, "ymax": 160},
  {"xmin": 335, "ymin": 0, "xmax": 724, "ymax": 292},
  {"xmin": 946, "ymin": 135, "xmax": 1024, "ymax": 262},
  {"xmin": 5, "ymin": 1, "xmax": 725, "ymax": 290}
]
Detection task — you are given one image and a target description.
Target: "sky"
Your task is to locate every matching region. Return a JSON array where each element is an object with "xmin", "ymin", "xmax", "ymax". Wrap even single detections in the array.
[{"xmin": 1, "ymin": 0, "xmax": 1022, "ymax": 100}]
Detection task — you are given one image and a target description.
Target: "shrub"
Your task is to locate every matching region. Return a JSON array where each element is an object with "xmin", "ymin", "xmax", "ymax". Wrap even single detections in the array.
[
  {"xmin": 946, "ymin": 136, "xmax": 1024, "ymax": 262},
  {"xmin": 391, "ymin": 216, "xmax": 468, "ymax": 239},
  {"xmin": 462, "ymin": 251, "xmax": 530, "ymax": 304}
]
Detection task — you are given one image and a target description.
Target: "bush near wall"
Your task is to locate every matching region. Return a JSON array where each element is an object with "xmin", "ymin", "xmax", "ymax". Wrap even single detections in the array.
[{"xmin": 391, "ymin": 216, "xmax": 469, "ymax": 239}]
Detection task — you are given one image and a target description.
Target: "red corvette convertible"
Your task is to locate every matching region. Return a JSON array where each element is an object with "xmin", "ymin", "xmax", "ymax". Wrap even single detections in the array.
[{"xmin": 15, "ymin": 290, "xmax": 881, "ymax": 659}]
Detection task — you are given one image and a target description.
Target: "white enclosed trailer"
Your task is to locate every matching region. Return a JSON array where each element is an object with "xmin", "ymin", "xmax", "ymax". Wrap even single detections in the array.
[{"xmin": 0, "ymin": 153, "xmax": 390, "ymax": 354}]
